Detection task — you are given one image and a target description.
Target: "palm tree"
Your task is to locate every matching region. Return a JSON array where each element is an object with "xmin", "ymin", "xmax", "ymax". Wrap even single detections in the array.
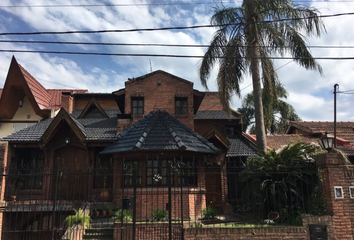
[
  {"xmin": 238, "ymin": 83, "xmax": 301, "ymax": 134},
  {"xmin": 199, "ymin": 0, "xmax": 325, "ymax": 152}
]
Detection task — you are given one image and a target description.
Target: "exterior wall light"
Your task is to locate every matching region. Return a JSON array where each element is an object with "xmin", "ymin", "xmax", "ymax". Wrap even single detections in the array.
[
  {"xmin": 319, "ymin": 132, "xmax": 334, "ymax": 152},
  {"xmin": 65, "ymin": 137, "xmax": 71, "ymax": 145},
  {"xmin": 19, "ymin": 99, "xmax": 24, "ymax": 108}
]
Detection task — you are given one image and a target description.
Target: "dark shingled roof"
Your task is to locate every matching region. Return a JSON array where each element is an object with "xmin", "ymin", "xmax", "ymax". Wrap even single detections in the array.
[
  {"xmin": 101, "ymin": 110, "xmax": 220, "ymax": 154},
  {"xmin": 227, "ymin": 136, "xmax": 257, "ymax": 157},
  {"xmin": 71, "ymin": 109, "xmax": 120, "ymax": 118},
  {"xmin": 1, "ymin": 119, "xmax": 54, "ymax": 142},
  {"xmin": 2, "ymin": 115, "xmax": 118, "ymax": 142},
  {"xmin": 194, "ymin": 110, "xmax": 240, "ymax": 120}
]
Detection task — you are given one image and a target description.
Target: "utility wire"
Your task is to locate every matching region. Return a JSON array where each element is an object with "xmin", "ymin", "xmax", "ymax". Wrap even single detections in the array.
[
  {"xmin": 0, "ymin": 12, "xmax": 353, "ymax": 36},
  {"xmin": 0, "ymin": 0, "xmax": 352, "ymax": 8},
  {"xmin": 2, "ymin": 39, "xmax": 354, "ymax": 49},
  {"xmin": 1, "ymin": 49, "xmax": 354, "ymax": 59}
]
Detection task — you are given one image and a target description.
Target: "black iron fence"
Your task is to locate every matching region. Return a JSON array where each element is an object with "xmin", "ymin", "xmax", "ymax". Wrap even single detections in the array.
[{"xmin": 0, "ymin": 159, "xmax": 326, "ymax": 240}]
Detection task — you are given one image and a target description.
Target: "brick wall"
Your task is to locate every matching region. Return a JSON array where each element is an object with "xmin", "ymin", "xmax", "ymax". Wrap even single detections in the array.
[
  {"xmin": 125, "ymin": 72, "xmax": 195, "ymax": 130},
  {"xmin": 317, "ymin": 152, "xmax": 353, "ymax": 240}
]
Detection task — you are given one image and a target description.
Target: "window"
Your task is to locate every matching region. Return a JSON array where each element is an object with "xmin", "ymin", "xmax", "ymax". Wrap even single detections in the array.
[
  {"xmin": 132, "ymin": 98, "xmax": 144, "ymax": 115},
  {"xmin": 178, "ymin": 159, "xmax": 197, "ymax": 186},
  {"xmin": 123, "ymin": 161, "xmax": 141, "ymax": 187},
  {"xmin": 225, "ymin": 126, "xmax": 235, "ymax": 136},
  {"xmin": 16, "ymin": 148, "xmax": 44, "ymax": 189},
  {"xmin": 147, "ymin": 159, "xmax": 173, "ymax": 186},
  {"xmin": 175, "ymin": 98, "xmax": 187, "ymax": 115}
]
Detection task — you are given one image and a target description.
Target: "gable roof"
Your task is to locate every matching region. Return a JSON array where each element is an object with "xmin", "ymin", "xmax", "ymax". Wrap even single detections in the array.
[
  {"xmin": 78, "ymin": 98, "xmax": 109, "ymax": 118},
  {"xmin": 0, "ymin": 56, "xmax": 88, "ymax": 118},
  {"xmin": 1, "ymin": 108, "xmax": 118, "ymax": 142},
  {"xmin": 126, "ymin": 70, "xmax": 193, "ymax": 86},
  {"xmin": 101, "ymin": 110, "xmax": 220, "ymax": 154},
  {"xmin": 203, "ymin": 127, "xmax": 230, "ymax": 149}
]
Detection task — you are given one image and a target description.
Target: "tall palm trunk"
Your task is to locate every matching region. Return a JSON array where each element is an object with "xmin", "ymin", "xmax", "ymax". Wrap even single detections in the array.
[{"xmin": 249, "ymin": 43, "xmax": 267, "ymax": 153}]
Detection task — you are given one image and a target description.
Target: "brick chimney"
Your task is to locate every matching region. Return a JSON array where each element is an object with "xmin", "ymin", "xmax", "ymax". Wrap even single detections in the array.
[
  {"xmin": 61, "ymin": 92, "xmax": 73, "ymax": 113},
  {"xmin": 117, "ymin": 114, "xmax": 133, "ymax": 134}
]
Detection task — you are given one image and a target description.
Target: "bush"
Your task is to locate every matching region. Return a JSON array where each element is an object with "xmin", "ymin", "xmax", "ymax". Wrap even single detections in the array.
[
  {"xmin": 152, "ymin": 209, "xmax": 167, "ymax": 221},
  {"xmin": 114, "ymin": 209, "xmax": 132, "ymax": 222},
  {"xmin": 202, "ymin": 206, "xmax": 217, "ymax": 220},
  {"xmin": 64, "ymin": 209, "xmax": 91, "ymax": 229}
]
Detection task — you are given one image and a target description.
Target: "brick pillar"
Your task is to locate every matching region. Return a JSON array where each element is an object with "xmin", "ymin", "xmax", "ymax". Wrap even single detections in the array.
[
  {"xmin": 61, "ymin": 92, "xmax": 73, "ymax": 113},
  {"xmin": 317, "ymin": 152, "xmax": 353, "ymax": 240},
  {"xmin": 117, "ymin": 118, "xmax": 132, "ymax": 134}
]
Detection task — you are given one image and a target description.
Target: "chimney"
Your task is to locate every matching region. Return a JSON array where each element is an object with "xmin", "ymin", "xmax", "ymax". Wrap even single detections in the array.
[
  {"xmin": 61, "ymin": 92, "xmax": 73, "ymax": 113},
  {"xmin": 117, "ymin": 114, "xmax": 133, "ymax": 134}
]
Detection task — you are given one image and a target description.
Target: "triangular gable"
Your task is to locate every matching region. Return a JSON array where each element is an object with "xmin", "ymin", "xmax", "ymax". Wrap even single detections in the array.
[
  {"xmin": 126, "ymin": 70, "xmax": 193, "ymax": 86},
  {"xmin": 78, "ymin": 98, "xmax": 109, "ymax": 119},
  {"xmin": 203, "ymin": 127, "xmax": 230, "ymax": 149},
  {"xmin": 0, "ymin": 56, "xmax": 51, "ymax": 119},
  {"xmin": 41, "ymin": 108, "xmax": 86, "ymax": 146}
]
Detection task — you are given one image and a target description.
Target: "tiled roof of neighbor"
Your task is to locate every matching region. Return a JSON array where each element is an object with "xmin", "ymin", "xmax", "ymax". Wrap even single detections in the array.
[
  {"xmin": 288, "ymin": 121, "xmax": 354, "ymax": 134},
  {"xmin": 195, "ymin": 110, "xmax": 240, "ymax": 120},
  {"xmin": 19, "ymin": 64, "xmax": 51, "ymax": 109},
  {"xmin": 47, "ymin": 89, "xmax": 88, "ymax": 109},
  {"xmin": 101, "ymin": 110, "xmax": 220, "ymax": 154},
  {"xmin": 1, "ymin": 115, "xmax": 118, "ymax": 142},
  {"xmin": 246, "ymin": 134, "xmax": 320, "ymax": 150},
  {"xmin": 227, "ymin": 136, "xmax": 257, "ymax": 157}
]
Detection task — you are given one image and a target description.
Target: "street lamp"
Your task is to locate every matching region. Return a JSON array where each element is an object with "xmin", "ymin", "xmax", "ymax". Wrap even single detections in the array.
[{"xmin": 319, "ymin": 132, "xmax": 334, "ymax": 152}]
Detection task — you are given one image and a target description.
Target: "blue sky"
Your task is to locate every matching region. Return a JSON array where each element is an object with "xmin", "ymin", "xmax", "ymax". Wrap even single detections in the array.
[{"xmin": 0, "ymin": 0, "xmax": 354, "ymax": 123}]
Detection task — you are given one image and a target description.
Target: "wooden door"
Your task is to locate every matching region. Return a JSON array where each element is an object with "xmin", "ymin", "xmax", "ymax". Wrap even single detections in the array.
[
  {"xmin": 205, "ymin": 164, "xmax": 222, "ymax": 211},
  {"xmin": 54, "ymin": 147, "xmax": 88, "ymax": 200}
]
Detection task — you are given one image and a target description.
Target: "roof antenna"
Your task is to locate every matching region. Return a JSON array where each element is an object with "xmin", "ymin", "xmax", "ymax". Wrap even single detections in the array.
[{"xmin": 149, "ymin": 59, "xmax": 153, "ymax": 72}]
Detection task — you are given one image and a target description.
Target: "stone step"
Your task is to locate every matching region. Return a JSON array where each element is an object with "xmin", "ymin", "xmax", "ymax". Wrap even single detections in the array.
[{"xmin": 83, "ymin": 228, "xmax": 114, "ymax": 240}]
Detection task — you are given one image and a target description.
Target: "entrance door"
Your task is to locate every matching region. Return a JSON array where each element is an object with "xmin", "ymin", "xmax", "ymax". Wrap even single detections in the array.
[
  {"xmin": 54, "ymin": 147, "xmax": 88, "ymax": 200},
  {"xmin": 205, "ymin": 163, "xmax": 222, "ymax": 211}
]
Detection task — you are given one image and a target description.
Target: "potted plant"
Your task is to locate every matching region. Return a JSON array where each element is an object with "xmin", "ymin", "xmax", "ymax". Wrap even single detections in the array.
[
  {"xmin": 106, "ymin": 204, "xmax": 115, "ymax": 216},
  {"xmin": 113, "ymin": 209, "xmax": 132, "ymax": 222},
  {"xmin": 201, "ymin": 206, "xmax": 219, "ymax": 224},
  {"xmin": 102, "ymin": 205, "xmax": 108, "ymax": 216}
]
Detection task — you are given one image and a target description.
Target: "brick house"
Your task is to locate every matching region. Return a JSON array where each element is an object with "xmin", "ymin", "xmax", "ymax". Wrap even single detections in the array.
[{"xmin": 0, "ymin": 70, "xmax": 257, "ymax": 239}]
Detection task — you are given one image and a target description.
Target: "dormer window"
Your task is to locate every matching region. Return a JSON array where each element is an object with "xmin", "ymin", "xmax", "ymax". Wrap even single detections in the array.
[
  {"xmin": 175, "ymin": 98, "xmax": 187, "ymax": 116},
  {"xmin": 132, "ymin": 98, "xmax": 144, "ymax": 115}
]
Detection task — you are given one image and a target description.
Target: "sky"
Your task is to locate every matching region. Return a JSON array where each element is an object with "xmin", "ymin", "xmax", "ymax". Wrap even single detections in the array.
[{"xmin": 0, "ymin": 0, "xmax": 354, "ymax": 123}]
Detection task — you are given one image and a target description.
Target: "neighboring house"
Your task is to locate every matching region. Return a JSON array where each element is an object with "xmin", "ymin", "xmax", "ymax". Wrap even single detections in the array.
[
  {"xmin": 286, "ymin": 121, "xmax": 354, "ymax": 161},
  {"xmin": 0, "ymin": 70, "xmax": 257, "ymax": 239},
  {"xmin": 0, "ymin": 56, "xmax": 88, "ymax": 139}
]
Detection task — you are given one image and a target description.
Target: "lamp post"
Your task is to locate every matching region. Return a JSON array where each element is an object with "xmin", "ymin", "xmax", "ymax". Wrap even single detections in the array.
[
  {"xmin": 334, "ymin": 84, "xmax": 339, "ymax": 148},
  {"xmin": 319, "ymin": 132, "xmax": 334, "ymax": 152}
]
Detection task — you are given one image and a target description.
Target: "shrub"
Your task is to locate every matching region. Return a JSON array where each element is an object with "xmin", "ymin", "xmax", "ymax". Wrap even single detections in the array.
[
  {"xmin": 152, "ymin": 209, "xmax": 167, "ymax": 221},
  {"xmin": 202, "ymin": 206, "xmax": 217, "ymax": 220},
  {"xmin": 64, "ymin": 209, "xmax": 91, "ymax": 229},
  {"xmin": 114, "ymin": 209, "xmax": 132, "ymax": 222}
]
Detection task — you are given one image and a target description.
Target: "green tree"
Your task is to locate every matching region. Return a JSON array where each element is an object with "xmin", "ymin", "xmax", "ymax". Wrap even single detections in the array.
[
  {"xmin": 239, "ymin": 142, "xmax": 326, "ymax": 224},
  {"xmin": 199, "ymin": 0, "xmax": 325, "ymax": 152},
  {"xmin": 238, "ymin": 83, "xmax": 301, "ymax": 134}
]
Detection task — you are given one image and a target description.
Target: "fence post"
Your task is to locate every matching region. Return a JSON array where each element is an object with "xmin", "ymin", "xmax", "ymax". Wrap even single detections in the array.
[
  {"xmin": 168, "ymin": 164, "xmax": 172, "ymax": 240},
  {"xmin": 132, "ymin": 162, "xmax": 137, "ymax": 240},
  {"xmin": 51, "ymin": 157, "xmax": 59, "ymax": 240}
]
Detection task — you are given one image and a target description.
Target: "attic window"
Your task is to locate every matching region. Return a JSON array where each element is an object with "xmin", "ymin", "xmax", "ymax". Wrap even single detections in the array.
[
  {"xmin": 132, "ymin": 97, "xmax": 144, "ymax": 115},
  {"xmin": 85, "ymin": 105, "xmax": 103, "ymax": 118},
  {"xmin": 175, "ymin": 98, "xmax": 187, "ymax": 116}
]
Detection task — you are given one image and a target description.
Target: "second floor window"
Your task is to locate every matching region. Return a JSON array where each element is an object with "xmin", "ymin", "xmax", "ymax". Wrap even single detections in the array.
[
  {"xmin": 132, "ymin": 98, "xmax": 144, "ymax": 115},
  {"xmin": 175, "ymin": 98, "xmax": 187, "ymax": 115}
]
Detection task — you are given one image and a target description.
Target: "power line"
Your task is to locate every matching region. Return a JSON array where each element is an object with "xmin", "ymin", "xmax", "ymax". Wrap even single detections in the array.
[
  {"xmin": 1, "ymin": 11, "xmax": 353, "ymax": 36},
  {"xmin": 0, "ymin": 0, "xmax": 352, "ymax": 8},
  {"xmin": 3, "ymin": 39, "xmax": 354, "ymax": 49},
  {"xmin": 2, "ymin": 49, "xmax": 354, "ymax": 59}
]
